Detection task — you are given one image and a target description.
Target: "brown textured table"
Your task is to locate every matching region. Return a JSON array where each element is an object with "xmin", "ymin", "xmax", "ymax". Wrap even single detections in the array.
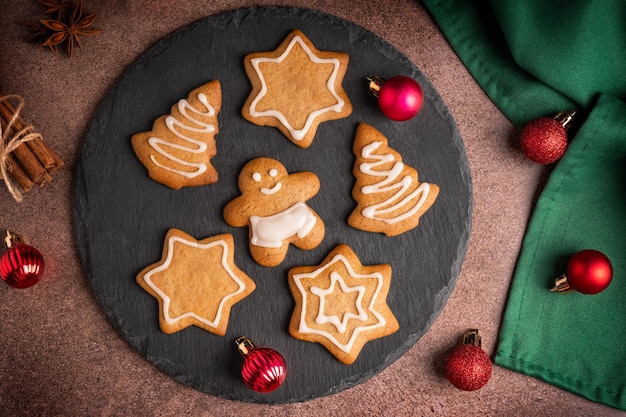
[{"xmin": 0, "ymin": 1, "xmax": 622, "ymax": 416}]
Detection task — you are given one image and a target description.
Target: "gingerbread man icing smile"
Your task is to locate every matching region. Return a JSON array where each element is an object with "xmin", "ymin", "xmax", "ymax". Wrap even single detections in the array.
[{"xmin": 224, "ymin": 157, "xmax": 325, "ymax": 267}]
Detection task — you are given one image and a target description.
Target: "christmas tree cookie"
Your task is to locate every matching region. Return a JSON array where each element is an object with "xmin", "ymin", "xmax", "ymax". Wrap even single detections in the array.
[
  {"xmin": 349, "ymin": 123, "xmax": 439, "ymax": 236},
  {"xmin": 131, "ymin": 80, "xmax": 221, "ymax": 190}
]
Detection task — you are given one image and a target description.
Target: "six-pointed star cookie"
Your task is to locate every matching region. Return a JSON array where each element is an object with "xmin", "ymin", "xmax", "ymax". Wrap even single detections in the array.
[
  {"xmin": 242, "ymin": 29, "xmax": 353, "ymax": 148},
  {"xmin": 137, "ymin": 229, "xmax": 255, "ymax": 335},
  {"xmin": 288, "ymin": 244, "xmax": 399, "ymax": 364}
]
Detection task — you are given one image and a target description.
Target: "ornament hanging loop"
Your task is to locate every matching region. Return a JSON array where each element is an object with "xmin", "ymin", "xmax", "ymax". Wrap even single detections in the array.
[
  {"xmin": 550, "ymin": 274, "xmax": 574, "ymax": 293},
  {"xmin": 235, "ymin": 336, "xmax": 256, "ymax": 356},
  {"xmin": 460, "ymin": 328, "xmax": 482, "ymax": 347},
  {"xmin": 553, "ymin": 110, "xmax": 577, "ymax": 131},
  {"xmin": 366, "ymin": 76, "xmax": 385, "ymax": 98},
  {"xmin": 4, "ymin": 230, "xmax": 25, "ymax": 249}
]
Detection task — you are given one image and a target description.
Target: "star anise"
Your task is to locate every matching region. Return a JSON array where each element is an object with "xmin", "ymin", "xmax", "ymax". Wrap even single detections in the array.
[
  {"xmin": 22, "ymin": 21, "xmax": 58, "ymax": 51},
  {"xmin": 38, "ymin": 0, "xmax": 75, "ymax": 21},
  {"xmin": 23, "ymin": 0, "xmax": 101, "ymax": 57}
]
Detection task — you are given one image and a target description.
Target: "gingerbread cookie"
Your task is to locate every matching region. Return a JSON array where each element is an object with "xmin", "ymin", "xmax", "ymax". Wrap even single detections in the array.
[
  {"xmin": 223, "ymin": 157, "xmax": 325, "ymax": 267},
  {"xmin": 242, "ymin": 30, "xmax": 352, "ymax": 148},
  {"xmin": 132, "ymin": 80, "xmax": 222, "ymax": 189},
  {"xmin": 136, "ymin": 229, "xmax": 255, "ymax": 335},
  {"xmin": 349, "ymin": 123, "xmax": 439, "ymax": 236},
  {"xmin": 288, "ymin": 244, "xmax": 399, "ymax": 365}
]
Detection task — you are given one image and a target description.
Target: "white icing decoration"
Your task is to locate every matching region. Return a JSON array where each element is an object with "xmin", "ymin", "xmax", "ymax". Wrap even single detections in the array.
[
  {"xmin": 148, "ymin": 92, "xmax": 216, "ymax": 178},
  {"xmin": 249, "ymin": 35, "xmax": 345, "ymax": 141},
  {"xmin": 293, "ymin": 254, "xmax": 386, "ymax": 354},
  {"xmin": 250, "ymin": 202, "xmax": 316, "ymax": 248},
  {"xmin": 359, "ymin": 141, "xmax": 432, "ymax": 224},
  {"xmin": 310, "ymin": 272, "xmax": 367, "ymax": 333},
  {"xmin": 261, "ymin": 181, "xmax": 282, "ymax": 195},
  {"xmin": 142, "ymin": 236, "xmax": 247, "ymax": 328},
  {"xmin": 254, "ymin": 169, "xmax": 282, "ymax": 193}
]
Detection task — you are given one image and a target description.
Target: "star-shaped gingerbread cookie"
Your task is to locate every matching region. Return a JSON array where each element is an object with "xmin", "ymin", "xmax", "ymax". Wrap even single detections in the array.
[
  {"xmin": 242, "ymin": 29, "xmax": 352, "ymax": 148},
  {"xmin": 137, "ymin": 229, "xmax": 255, "ymax": 335},
  {"xmin": 288, "ymin": 244, "xmax": 399, "ymax": 364}
]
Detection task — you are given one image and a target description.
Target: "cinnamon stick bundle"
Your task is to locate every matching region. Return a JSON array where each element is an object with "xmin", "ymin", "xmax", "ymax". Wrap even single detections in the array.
[{"xmin": 0, "ymin": 95, "xmax": 64, "ymax": 196}]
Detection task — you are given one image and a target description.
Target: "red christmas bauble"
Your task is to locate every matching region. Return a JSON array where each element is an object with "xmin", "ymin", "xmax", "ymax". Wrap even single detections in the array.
[
  {"xmin": 566, "ymin": 249, "xmax": 613, "ymax": 294},
  {"xmin": 445, "ymin": 344, "xmax": 492, "ymax": 391},
  {"xmin": 520, "ymin": 117, "xmax": 568, "ymax": 164},
  {"xmin": 236, "ymin": 337, "xmax": 286, "ymax": 393},
  {"xmin": 1, "ymin": 235, "xmax": 45, "ymax": 289},
  {"xmin": 371, "ymin": 76, "xmax": 423, "ymax": 121}
]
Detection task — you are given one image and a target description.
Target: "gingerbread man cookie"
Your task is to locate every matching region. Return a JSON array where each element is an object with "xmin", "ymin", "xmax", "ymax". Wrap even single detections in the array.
[{"xmin": 224, "ymin": 157, "xmax": 325, "ymax": 267}]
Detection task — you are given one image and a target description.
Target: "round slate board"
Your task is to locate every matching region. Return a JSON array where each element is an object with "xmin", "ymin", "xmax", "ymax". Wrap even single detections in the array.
[{"xmin": 73, "ymin": 6, "xmax": 472, "ymax": 403}]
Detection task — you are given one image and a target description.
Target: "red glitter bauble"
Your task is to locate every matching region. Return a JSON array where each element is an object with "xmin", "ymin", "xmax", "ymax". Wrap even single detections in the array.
[
  {"xmin": 519, "ymin": 117, "xmax": 568, "ymax": 164},
  {"xmin": 371, "ymin": 76, "xmax": 423, "ymax": 121},
  {"xmin": 566, "ymin": 249, "xmax": 613, "ymax": 294},
  {"xmin": 1, "ymin": 235, "xmax": 45, "ymax": 289},
  {"xmin": 237, "ymin": 337, "xmax": 286, "ymax": 393},
  {"xmin": 445, "ymin": 344, "xmax": 492, "ymax": 391}
]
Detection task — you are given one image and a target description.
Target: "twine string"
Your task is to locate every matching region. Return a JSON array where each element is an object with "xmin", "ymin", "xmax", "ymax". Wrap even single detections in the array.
[{"xmin": 0, "ymin": 94, "xmax": 42, "ymax": 202}]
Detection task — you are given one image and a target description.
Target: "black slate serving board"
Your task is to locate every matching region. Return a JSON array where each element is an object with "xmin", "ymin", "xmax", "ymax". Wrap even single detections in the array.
[{"xmin": 73, "ymin": 6, "xmax": 472, "ymax": 403}]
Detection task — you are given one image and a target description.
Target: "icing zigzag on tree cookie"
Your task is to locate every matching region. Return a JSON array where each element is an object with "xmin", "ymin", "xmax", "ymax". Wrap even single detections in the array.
[
  {"xmin": 131, "ymin": 80, "xmax": 222, "ymax": 190},
  {"xmin": 349, "ymin": 123, "xmax": 439, "ymax": 236}
]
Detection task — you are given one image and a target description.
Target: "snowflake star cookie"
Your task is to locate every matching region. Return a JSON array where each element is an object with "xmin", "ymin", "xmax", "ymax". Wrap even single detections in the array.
[
  {"xmin": 349, "ymin": 123, "xmax": 439, "ymax": 236},
  {"xmin": 288, "ymin": 244, "xmax": 399, "ymax": 365},
  {"xmin": 132, "ymin": 80, "xmax": 221, "ymax": 190},
  {"xmin": 136, "ymin": 229, "xmax": 255, "ymax": 335},
  {"xmin": 224, "ymin": 157, "xmax": 325, "ymax": 267},
  {"xmin": 242, "ymin": 30, "xmax": 352, "ymax": 148}
]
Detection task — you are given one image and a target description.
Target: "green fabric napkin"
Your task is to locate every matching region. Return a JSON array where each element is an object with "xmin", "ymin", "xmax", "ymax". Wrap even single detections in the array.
[
  {"xmin": 496, "ymin": 95, "xmax": 626, "ymax": 410},
  {"xmin": 422, "ymin": 0, "xmax": 626, "ymax": 410}
]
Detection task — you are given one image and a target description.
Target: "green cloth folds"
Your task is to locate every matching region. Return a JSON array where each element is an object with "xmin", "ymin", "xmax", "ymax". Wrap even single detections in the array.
[
  {"xmin": 422, "ymin": 0, "xmax": 626, "ymax": 410},
  {"xmin": 495, "ymin": 94, "xmax": 626, "ymax": 410},
  {"xmin": 423, "ymin": 0, "xmax": 626, "ymax": 128}
]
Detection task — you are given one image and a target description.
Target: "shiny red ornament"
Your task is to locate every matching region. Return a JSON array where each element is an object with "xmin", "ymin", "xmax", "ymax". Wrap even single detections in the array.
[
  {"xmin": 551, "ymin": 249, "xmax": 613, "ymax": 294},
  {"xmin": 367, "ymin": 76, "xmax": 423, "ymax": 121},
  {"xmin": 236, "ymin": 336, "xmax": 286, "ymax": 393},
  {"xmin": 0, "ymin": 231, "xmax": 45, "ymax": 289},
  {"xmin": 520, "ymin": 110, "xmax": 576, "ymax": 164},
  {"xmin": 445, "ymin": 329, "xmax": 492, "ymax": 391}
]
